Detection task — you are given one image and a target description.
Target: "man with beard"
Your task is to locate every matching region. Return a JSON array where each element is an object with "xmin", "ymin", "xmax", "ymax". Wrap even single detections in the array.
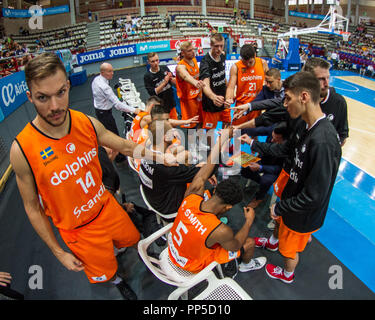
[
  {"xmin": 303, "ymin": 57, "xmax": 349, "ymax": 146},
  {"xmin": 10, "ymin": 53, "xmax": 177, "ymax": 300}
]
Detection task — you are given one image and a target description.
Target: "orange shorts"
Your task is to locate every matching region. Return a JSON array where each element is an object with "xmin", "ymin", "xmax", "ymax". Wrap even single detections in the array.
[
  {"xmin": 278, "ymin": 217, "xmax": 318, "ymax": 259},
  {"xmin": 231, "ymin": 109, "xmax": 261, "ymax": 126},
  {"xmin": 201, "ymin": 109, "xmax": 231, "ymax": 129},
  {"xmin": 273, "ymin": 168, "xmax": 290, "ymax": 198},
  {"xmin": 182, "ymin": 244, "xmax": 240, "ymax": 273},
  {"xmin": 210, "ymin": 244, "xmax": 241, "ymax": 266},
  {"xmin": 180, "ymin": 98, "xmax": 202, "ymax": 128},
  {"xmin": 59, "ymin": 193, "xmax": 140, "ymax": 283}
]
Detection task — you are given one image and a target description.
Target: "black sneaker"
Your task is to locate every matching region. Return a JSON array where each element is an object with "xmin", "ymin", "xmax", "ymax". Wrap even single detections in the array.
[
  {"xmin": 116, "ymin": 280, "xmax": 137, "ymax": 300},
  {"xmin": 221, "ymin": 258, "xmax": 239, "ymax": 279}
]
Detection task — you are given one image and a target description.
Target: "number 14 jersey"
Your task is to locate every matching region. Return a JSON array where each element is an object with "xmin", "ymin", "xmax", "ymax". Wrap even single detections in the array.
[{"xmin": 16, "ymin": 109, "xmax": 109, "ymax": 230}]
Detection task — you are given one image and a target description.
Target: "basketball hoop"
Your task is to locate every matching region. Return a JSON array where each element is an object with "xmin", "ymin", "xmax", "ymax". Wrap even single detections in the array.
[{"xmin": 340, "ymin": 31, "xmax": 350, "ymax": 41}]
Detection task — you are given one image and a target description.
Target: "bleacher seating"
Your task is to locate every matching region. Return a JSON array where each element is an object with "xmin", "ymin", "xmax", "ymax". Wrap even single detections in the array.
[
  {"xmin": 11, "ymin": 23, "xmax": 88, "ymax": 52},
  {"xmin": 4, "ymin": 2, "xmax": 375, "ymax": 73},
  {"xmin": 99, "ymin": 15, "xmax": 171, "ymax": 47}
]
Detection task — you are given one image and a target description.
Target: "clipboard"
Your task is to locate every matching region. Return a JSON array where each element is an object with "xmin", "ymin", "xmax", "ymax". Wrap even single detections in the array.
[{"xmin": 226, "ymin": 151, "xmax": 261, "ymax": 168}]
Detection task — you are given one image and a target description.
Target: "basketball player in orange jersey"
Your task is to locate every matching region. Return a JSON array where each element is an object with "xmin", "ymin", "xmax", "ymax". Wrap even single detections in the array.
[
  {"xmin": 129, "ymin": 95, "xmax": 199, "ymax": 145},
  {"xmin": 226, "ymin": 44, "xmax": 269, "ymax": 125},
  {"xmin": 9, "ymin": 53, "xmax": 177, "ymax": 300},
  {"xmin": 176, "ymin": 41, "xmax": 205, "ymax": 129},
  {"xmin": 129, "ymin": 99, "xmax": 197, "ymax": 171},
  {"xmin": 168, "ymin": 128, "xmax": 267, "ymax": 275},
  {"xmin": 128, "ymin": 96, "xmax": 162, "ymax": 145}
]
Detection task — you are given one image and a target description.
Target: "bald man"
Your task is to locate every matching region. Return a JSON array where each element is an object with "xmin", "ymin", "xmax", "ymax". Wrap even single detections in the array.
[{"xmin": 92, "ymin": 62, "xmax": 140, "ymax": 162}]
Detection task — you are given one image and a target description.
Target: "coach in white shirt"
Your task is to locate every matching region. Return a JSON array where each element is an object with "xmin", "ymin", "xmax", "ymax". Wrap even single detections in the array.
[{"xmin": 92, "ymin": 62, "xmax": 140, "ymax": 162}]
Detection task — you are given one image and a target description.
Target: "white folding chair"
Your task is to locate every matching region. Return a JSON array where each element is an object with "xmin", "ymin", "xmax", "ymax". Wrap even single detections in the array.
[
  {"xmin": 138, "ymin": 223, "xmax": 229, "ymax": 300},
  {"xmin": 139, "ymin": 184, "xmax": 177, "ymax": 225},
  {"xmin": 119, "ymin": 77, "xmax": 131, "ymax": 84},
  {"xmin": 168, "ymin": 272, "xmax": 252, "ymax": 300},
  {"xmin": 127, "ymin": 155, "xmax": 139, "ymax": 173}
]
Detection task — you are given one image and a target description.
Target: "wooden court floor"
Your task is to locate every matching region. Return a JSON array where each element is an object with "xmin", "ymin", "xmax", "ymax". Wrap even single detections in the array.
[{"xmin": 335, "ymin": 75, "xmax": 375, "ymax": 178}]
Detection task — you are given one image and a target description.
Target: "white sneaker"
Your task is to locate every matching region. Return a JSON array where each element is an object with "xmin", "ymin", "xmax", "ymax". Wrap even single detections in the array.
[{"xmin": 239, "ymin": 256, "xmax": 267, "ymax": 272}]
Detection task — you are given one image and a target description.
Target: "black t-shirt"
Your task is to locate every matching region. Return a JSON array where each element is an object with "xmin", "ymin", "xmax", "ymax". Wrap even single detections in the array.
[
  {"xmin": 252, "ymin": 117, "xmax": 342, "ymax": 233},
  {"xmin": 98, "ymin": 146, "xmax": 120, "ymax": 193},
  {"xmin": 321, "ymin": 87, "xmax": 349, "ymax": 143},
  {"xmin": 139, "ymin": 159, "xmax": 200, "ymax": 215},
  {"xmin": 199, "ymin": 52, "xmax": 227, "ymax": 113},
  {"xmin": 144, "ymin": 65, "xmax": 176, "ymax": 112}
]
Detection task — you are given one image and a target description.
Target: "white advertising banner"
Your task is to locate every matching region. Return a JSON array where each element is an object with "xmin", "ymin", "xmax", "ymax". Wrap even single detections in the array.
[{"xmin": 239, "ymin": 38, "xmax": 263, "ymax": 49}]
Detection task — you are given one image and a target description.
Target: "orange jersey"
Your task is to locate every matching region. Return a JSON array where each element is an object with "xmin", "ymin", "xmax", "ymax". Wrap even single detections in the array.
[
  {"xmin": 168, "ymin": 194, "xmax": 239, "ymax": 273},
  {"xmin": 16, "ymin": 109, "xmax": 110, "ymax": 230},
  {"xmin": 136, "ymin": 126, "xmax": 149, "ymax": 146},
  {"xmin": 235, "ymin": 57, "xmax": 265, "ymax": 105},
  {"xmin": 129, "ymin": 111, "xmax": 149, "ymax": 143},
  {"xmin": 176, "ymin": 57, "xmax": 201, "ymax": 100}
]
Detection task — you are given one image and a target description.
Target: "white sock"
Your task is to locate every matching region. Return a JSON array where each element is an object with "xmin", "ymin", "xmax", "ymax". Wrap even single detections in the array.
[
  {"xmin": 111, "ymin": 276, "xmax": 122, "ymax": 285},
  {"xmin": 269, "ymin": 234, "xmax": 279, "ymax": 245},
  {"xmin": 283, "ymin": 269, "xmax": 294, "ymax": 278}
]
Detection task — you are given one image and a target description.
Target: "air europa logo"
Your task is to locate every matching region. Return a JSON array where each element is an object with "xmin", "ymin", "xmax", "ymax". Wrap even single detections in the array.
[
  {"xmin": 1, "ymin": 81, "xmax": 28, "ymax": 107},
  {"xmin": 2, "ymin": 84, "xmax": 15, "ymax": 107}
]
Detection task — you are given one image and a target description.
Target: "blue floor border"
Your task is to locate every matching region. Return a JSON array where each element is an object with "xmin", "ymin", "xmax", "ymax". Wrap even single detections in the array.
[
  {"xmin": 315, "ymin": 206, "xmax": 375, "ymax": 294},
  {"xmin": 315, "ymin": 158, "xmax": 375, "ymax": 293}
]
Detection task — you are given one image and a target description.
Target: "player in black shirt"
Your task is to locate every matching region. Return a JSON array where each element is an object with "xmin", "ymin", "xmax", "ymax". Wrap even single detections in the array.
[
  {"xmin": 240, "ymin": 72, "xmax": 342, "ymax": 283},
  {"xmin": 199, "ymin": 33, "xmax": 232, "ymax": 132},
  {"xmin": 303, "ymin": 57, "xmax": 349, "ymax": 146},
  {"xmin": 139, "ymin": 120, "xmax": 200, "ymax": 219},
  {"xmin": 144, "ymin": 52, "xmax": 178, "ymax": 120}
]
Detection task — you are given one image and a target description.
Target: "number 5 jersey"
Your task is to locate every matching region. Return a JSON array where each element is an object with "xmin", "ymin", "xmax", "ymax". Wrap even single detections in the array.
[{"xmin": 168, "ymin": 194, "xmax": 240, "ymax": 273}]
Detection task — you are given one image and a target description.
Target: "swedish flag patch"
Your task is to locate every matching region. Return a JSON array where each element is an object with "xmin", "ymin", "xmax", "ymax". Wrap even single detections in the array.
[{"xmin": 40, "ymin": 146, "xmax": 54, "ymax": 160}]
